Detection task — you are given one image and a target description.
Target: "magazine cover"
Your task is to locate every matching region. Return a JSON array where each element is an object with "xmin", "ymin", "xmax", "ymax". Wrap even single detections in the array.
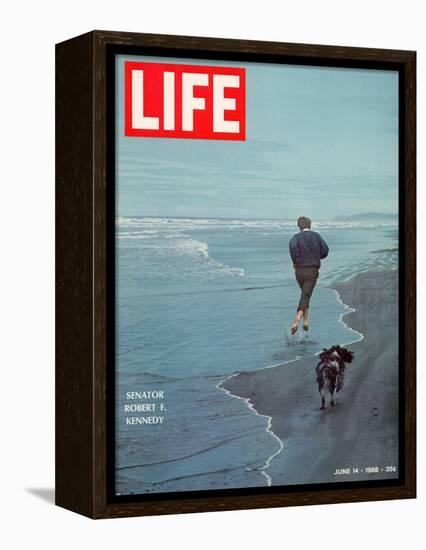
[{"xmin": 114, "ymin": 54, "xmax": 399, "ymax": 496}]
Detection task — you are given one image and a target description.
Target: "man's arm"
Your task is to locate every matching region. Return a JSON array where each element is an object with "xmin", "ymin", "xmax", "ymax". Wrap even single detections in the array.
[
  {"xmin": 318, "ymin": 234, "xmax": 329, "ymax": 259},
  {"xmin": 289, "ymin": 235, "xmax": 299, "ymax": 265}
]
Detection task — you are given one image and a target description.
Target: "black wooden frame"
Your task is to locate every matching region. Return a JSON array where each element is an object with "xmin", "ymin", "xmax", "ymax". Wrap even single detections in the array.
[{"xmin": 56, "ymin": 30, "xmax": 416, "ymax": 519}]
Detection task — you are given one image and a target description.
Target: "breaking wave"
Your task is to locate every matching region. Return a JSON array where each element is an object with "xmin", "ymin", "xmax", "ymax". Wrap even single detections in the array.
[
  {"xmin": 117, "ymin": 219, "xmax": 245, "ymax": 280},
  {"xmin": 117, "ymin": 216, "xmax": 397, "ymax": 232}
]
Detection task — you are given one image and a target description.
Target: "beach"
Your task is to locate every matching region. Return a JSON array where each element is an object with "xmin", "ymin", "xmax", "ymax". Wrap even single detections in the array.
[
  {"xmin": 221, "ymin": 269, "xmax": 399, "ymax": 485},
  {"xmin": 116, "ymin": 217, "xmax": 399, "ymax": 494}
]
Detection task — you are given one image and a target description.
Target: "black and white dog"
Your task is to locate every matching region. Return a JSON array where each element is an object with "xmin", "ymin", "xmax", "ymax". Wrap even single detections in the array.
[{"xmin": 316, "ymin": 345, "xmax": 354, "ymax": 410}]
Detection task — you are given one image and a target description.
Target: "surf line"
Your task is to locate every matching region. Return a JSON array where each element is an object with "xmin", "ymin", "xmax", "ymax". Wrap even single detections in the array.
[
  {"xmin": 216, "ymin": 374, "xmax": 284, "ymax": 487},
  {"xmin": 327, "ymin": 287, "xmax": 364, "ymax": 348},
  {"xmin": 216, "ymin": 285, "xmax": 365, "ymax": 486}
]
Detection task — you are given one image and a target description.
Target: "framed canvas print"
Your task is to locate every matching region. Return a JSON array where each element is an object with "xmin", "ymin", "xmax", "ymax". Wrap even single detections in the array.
[{"xmin": 55, "ymin": 31, "xmax": 416, "ymax": 519}]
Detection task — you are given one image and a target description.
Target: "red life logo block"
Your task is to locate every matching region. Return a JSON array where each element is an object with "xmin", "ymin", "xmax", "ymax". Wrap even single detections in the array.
[{"xmin": 124, "ymin": 61, "xmax": 246, "ymax": 140}]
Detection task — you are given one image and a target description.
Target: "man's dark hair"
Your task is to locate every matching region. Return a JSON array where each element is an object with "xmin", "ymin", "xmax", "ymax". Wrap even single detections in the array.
[{"xmin": 297, "ymin": 216, "xmax": 312, "ymax": 230}]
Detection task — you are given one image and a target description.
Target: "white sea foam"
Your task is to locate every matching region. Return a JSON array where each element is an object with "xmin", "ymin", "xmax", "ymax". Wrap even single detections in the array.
[
  {"xmin": 117, "ymin": 216, "xmax": 398, "ymax": 232},
  {"xmin": 216, "ymin": 374, "xmax": 284, "ymax": 487},
  {"xmin": 120, "ymin": 227, "xmax": 245, "ymax": 279},
  {"xmin": 175, "ymin": 238, "xmax": 210, "ymax": 259},
  {"xmin": 328, "ymin": 288, "xmax": 364, "ymax": 348},
  {"xmin": 117, "ymin": 233, "xmax": 153, "ymax": 239},
  {"xmin": 173, "ymin": 237, "xmax": 245, "ymax": 277}
]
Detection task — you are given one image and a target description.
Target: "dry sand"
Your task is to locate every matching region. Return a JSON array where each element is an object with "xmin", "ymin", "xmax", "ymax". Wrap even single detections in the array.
[{"xmin": 221, "ymin": 270, "xmax": 399, "ymax": 485}]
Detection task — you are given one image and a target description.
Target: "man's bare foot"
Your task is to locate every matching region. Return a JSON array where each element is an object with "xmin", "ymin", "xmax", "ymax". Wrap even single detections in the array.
[
  {"xmin": 291, "ymin": 310, "xmax": 303, "ymax": 335},
  {"xmin": 303, "ymin": 323, "xmax": 309, "ymax": 331}
]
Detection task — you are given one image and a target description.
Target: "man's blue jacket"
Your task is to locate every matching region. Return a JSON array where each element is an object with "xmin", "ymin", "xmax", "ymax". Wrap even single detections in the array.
[{"xmin": 289, "ymin": 230, "xmax": 329, "ymax": 268}]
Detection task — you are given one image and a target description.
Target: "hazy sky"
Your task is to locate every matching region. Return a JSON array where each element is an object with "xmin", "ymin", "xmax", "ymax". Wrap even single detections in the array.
[{"xmin": 116, "ymin": 54, "xmax": 398, "ymax": 220}]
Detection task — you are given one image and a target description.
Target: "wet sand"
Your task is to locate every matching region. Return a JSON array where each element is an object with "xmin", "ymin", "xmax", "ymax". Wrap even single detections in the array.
[{"xmin": 221, "ymin": 270, "xmax": 399, "ymax": 485}]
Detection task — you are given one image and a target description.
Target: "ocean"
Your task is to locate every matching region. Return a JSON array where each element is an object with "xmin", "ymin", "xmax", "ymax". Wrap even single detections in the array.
[{"xmin": 115, "ymin": 217, "xmax": 398, "ymax": 495}]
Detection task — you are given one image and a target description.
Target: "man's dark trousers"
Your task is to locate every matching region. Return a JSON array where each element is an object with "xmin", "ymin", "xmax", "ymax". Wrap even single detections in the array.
[{"xmin": 295, "ymin": 266, "xmax": 319, "ymax": 311}]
